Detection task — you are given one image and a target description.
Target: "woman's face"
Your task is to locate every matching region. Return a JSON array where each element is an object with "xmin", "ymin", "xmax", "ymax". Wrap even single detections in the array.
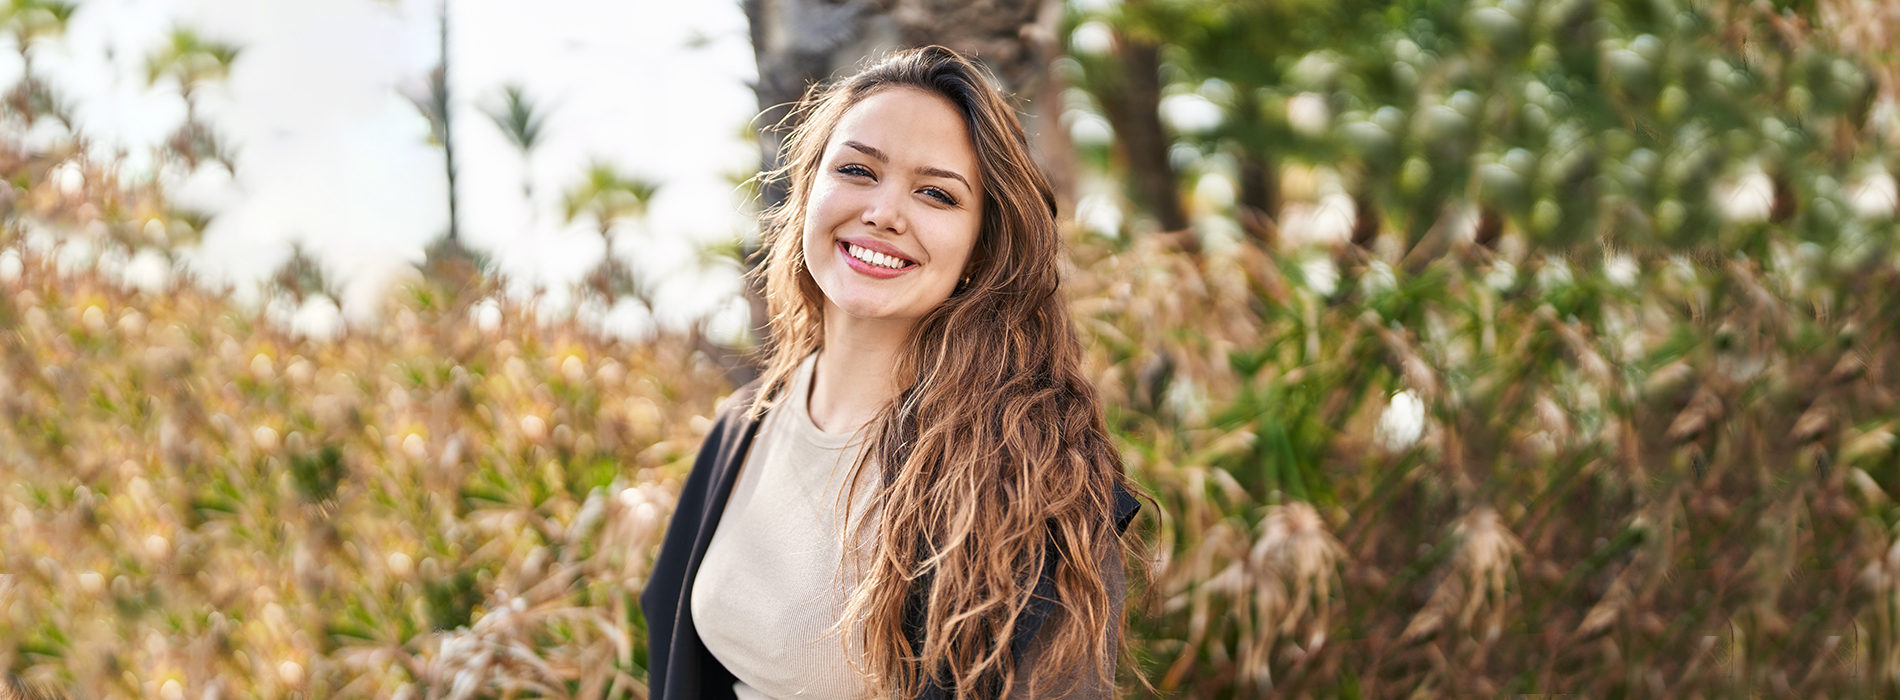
[{"xmin": 802, "ymin": 87, "xmax": 983, "ymax": 326}]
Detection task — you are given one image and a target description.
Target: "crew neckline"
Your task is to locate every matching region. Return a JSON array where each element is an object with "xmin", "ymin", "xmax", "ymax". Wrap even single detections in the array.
[{"xmin": 789, "ymin": 352, "xmax": 866, "ymax": 450}]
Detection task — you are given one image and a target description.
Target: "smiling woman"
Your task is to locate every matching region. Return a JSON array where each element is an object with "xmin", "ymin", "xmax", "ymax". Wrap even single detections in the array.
[
  {"xmin": 802, "ymin": 87, "xmax": 982, "ymax": 326},
  {"xmin": 640, "ymin": 46, "xmax": 1143, "ymax": 700}
]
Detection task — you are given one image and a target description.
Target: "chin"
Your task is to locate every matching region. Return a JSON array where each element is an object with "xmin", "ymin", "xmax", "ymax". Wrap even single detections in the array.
[
  {"xmin": 824, "ymin": 288, "xmax": 945, "ymax": 324},
  {"xmin": 832, "ymin": 298, "xmax": 917, "ymax": 323},
  {"xmin": 811, "ymin": 278, "xmax": 916, "ymax": 319}
]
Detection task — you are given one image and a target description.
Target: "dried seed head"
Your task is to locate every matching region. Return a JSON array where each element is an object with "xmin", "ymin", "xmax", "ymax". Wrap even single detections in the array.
[
  {"xmin": 1453, "ymin": 507, "xmax": 1522, "ymax": 632},
  {"xmin": 1791, "ymin": 404, "xmax": 1834, "ymax": 443},
  {"xmin": 1576, "ymin": 570, "xmax": 1634, "ymax": 638},
  {"xmin": 520, "ymin": 415, "xmax": 548, "ymax": 442},
  {"xmin": 1845, "ymin": 423, "xmax": 1897, "ymax": 463},
  {"xmin": 1535, "ymin": 393, "xmax": 1570, "ymax": 444},
  {"xmin": 604, "ymin": 483, "xmax": 674, "ymax": 586},
  {"xmin": 254, "ymin": 426, "xmax": 280, "ymax": 453},
  {"xmin": 1666, "ymin": 387, "xmax": 1723, "ymax": 443},
  {"xmin": 81, "ymin": 305, "xmax": 105, "ymax": 333},
  {"xmin": 402, "ymin": 433, "xmax": 428, "ymax": 461},
  {"xmin": 285, "ymin": 357, "xmax": 315, "ymax": 386},
  {"xmin": 278, "ymin": 661, "xmax": 304, "ymax": 688},
  {"xmin": 1403, "ymin": 507, "xmax": 1523, "ymax": 644},
  {"xmin": 1250, "ymin": 502, "xmax": 1345, "ymax": 637},
  {"xmin": 388, "ymin": 552, "xmax": 414, "ymax": 579}
]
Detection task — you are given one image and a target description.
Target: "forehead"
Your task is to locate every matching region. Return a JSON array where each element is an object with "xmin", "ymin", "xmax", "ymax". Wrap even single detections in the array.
[{"xmin": 826, "ymin": 88, "xmax": 980, "ymax": 177}]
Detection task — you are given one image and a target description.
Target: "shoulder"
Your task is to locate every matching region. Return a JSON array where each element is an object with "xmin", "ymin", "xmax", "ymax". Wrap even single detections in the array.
[
  {"xmin": 681, "ymin": 378, "xmax": 768, "ymax": 484},
  {"xmin": 708, "ymin": 378, "xmax": 768, "ymax": 433}
]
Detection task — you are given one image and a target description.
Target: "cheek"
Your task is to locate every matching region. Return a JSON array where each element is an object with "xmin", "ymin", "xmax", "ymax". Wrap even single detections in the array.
[
  {"xmin": 938, "ymin": 217, "xmax": 983, "ymax": 272},
  {"xmin": 802, "ymin": 184, "xmax": 854, "ymax": 244},
  {"xmin": 799, "ymin": 190, "xmax": 839, "ymax": 264},
  {"xmin": 799, "ymin": 216, "xmax": 823, "ymax": 265}
]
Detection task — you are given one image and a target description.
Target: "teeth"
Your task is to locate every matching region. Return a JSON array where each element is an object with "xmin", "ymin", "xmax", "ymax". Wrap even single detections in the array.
[{"xmin": 847, "ymin": 243, "xmax": 908, "ymax": 270}]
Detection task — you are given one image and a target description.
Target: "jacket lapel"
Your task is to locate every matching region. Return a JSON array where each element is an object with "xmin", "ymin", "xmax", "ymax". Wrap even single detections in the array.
[{"xmin": 643, "ymin": 382, "xmax": 764, "ymax": 700}]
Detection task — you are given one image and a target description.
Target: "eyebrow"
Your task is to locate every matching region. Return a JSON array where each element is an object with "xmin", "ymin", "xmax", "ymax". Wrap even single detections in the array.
[{"xmin": 842, "ymin": 140, "xmax": 973, "ymax": 193}]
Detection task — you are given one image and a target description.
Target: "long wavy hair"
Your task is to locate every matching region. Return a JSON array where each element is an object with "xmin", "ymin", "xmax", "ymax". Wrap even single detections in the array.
[{"xmin": 747, "ymin": 46, "xmax": 1135, "ymax": 697}]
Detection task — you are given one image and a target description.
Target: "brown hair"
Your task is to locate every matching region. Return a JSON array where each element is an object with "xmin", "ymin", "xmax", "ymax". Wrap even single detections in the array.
[
  {"xmin": 2, "ymin": 674, "xmax": 67, "ymax": 700},
  {"xmin": 749, "ymin": 46, "xmax": 1135, "ymax": 697}
]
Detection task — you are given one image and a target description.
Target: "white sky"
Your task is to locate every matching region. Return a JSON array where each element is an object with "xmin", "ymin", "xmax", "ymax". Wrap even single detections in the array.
[{"xmin": 16, "ymin": 0, "xmax": 760, "ymax": 335}]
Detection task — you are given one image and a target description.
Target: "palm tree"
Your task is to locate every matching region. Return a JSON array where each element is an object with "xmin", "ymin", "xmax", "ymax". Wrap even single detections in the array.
[
  {"xmin": 564, "ymin": 162, "xmax": 657, "ymax": 240},
  {"xmin": 268, "ymin": 242, "xmax": 339, "ymax": 304},
  {"xmin": 564, "ymin": 161, "xmax": 658, "ymax": 304},
  {"xmin": 145, "ymin": 27, "xmax": 241, "ymax": 172},
  {"xmin": 3, "ymin": 0, "xmax": 72, "ymax": 72},
  {"xmin": 2, "ymin": 0, "xmax": 76, "ymax": 128},
  {"xmin": 404, "ymin": 0, "xmax": 460, "ymax": 247},
  {"xmin": 404, "ymin": 0, "xmax": 495, "ymax": 300},
  {"xmin": 483, "ymin": 84, "xmax": 548, "ymax": 205}
]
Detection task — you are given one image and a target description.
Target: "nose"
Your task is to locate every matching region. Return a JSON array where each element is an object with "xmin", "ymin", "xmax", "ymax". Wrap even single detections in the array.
[{"xmin": 859, "ymin": 182, "xmax": 906, "ymax": 235}]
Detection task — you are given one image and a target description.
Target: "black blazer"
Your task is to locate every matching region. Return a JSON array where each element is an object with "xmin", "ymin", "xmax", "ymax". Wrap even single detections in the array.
[{"xmin": 640, "ymin": 380, "xmax": 1141, "ymax": 700}]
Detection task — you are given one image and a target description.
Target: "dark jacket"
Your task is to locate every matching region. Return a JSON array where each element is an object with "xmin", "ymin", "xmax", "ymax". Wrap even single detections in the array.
[{"xmin": 640, "ymin": 380, "xmax": 1141, "ymax": 700}]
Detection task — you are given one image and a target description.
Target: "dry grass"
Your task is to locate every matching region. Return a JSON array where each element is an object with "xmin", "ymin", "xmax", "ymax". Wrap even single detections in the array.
[
  {"xmin": 0, "ymin": 252, "xmax": 730, "ymax": 698},
  {"xmin": 1065, "ymin": 221, "xmax": 1900, "ymax": 696},
  {"xmin": 0, "ymin": 137, "xmax": 731, "ymax": 700}
]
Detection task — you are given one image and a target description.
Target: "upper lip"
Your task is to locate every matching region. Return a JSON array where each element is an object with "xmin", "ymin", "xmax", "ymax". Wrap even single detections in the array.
[{"xmin": 839, "ymin": 237, "xmax": 919, "ymax": 265}]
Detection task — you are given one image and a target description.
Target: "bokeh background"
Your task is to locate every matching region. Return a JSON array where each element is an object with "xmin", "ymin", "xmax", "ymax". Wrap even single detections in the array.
[{"xmin": 3, "ymin": 0, "xmax": 1900, "ymax": 697}]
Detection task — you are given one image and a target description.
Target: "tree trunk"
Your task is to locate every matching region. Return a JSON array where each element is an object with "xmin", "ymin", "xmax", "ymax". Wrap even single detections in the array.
[
  {"xmin": 438, "ymin": 0, "xmax": 459, "ymax": 246},
  {"xmin": 1030, "ymin": 53, "xmax": 1080, "ymax": 217},
  {"xmin": 1236, "ymin": 150, "xmax": 1278, "ymax": 244},
  {"xmin": 1096, "ymin": 35, "xmax": 1189, "ymax": 234}
]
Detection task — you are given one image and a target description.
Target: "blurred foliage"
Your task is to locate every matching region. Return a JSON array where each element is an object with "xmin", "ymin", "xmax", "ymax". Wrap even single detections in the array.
[
  {"xmin": 485, "ymin": 85, "xmax": 548, "ymax": 159},
  {"xmin": 0, "ymin": 228, "xmax": 724, "ymax": 698},
  {"xmin": 562, "ymin": 164, "xmax": 657, "ymax": 240},
  {"xmin": 145, "ymin": 28, "xmax": 240, "ymax": 174},
  {"xmin": 1071, "ymin": 0, "xmax": 1895, "ymax": 258},
  {"xmin": 1, "ymin": 44, "xmax": 701, "ymax": 692},
  {"xmin": 565, "ymin": 162, "xmax": 659, "ymax": 307},
  {"xmin": 1078, "ymin": 220, "xmax": 1897, "ymax": 697},
  {"xmin": 485, "ymin": 84, "xmax": 550, "ymax": 203},
  {"xmin": 1, "ymin": 0, "xmax": 76, "ymax": 131},
  {"xmin": 143, "ymin": 28, "xmax": 240, "ymax": 95},
  {"xmin": 3, "ymin": 0, "xmax": 1900, "ymax": 697},
  {"xmin": 1058, "ymin": 0, "xmax": 1900, "ymax": 695}
]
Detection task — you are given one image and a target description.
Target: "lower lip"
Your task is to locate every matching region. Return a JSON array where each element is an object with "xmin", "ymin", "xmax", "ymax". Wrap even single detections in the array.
[{"xmin": 838, "ymin": 242, "xmax": 916, "ymax": 279}]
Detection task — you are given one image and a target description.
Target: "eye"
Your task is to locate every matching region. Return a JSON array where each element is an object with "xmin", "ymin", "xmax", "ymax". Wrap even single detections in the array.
[
  {"xmin": 920, "ymin": 187, "xmax": 958, "ymax": 207},
  {"xmin": 837, "ymin": 164, "xmax": 875, "ymax": 179}
]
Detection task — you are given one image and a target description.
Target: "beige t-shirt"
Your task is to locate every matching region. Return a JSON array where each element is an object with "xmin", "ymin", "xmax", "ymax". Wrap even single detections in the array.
[{"xmin": 691, "ymin": 352, "xmax": 878, "ymax": 700}]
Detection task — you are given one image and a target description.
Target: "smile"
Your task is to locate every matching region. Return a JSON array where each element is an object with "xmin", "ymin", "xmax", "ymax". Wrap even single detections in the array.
[{"xmin": 840, "ymin": 241, "xmax": 918, "ymax": 276}]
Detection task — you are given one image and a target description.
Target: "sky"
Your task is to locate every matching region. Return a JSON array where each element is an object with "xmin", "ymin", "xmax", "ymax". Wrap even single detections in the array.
[{"xmin": 14, "ymin": 0, "xmax": 760, "ymax": 339}]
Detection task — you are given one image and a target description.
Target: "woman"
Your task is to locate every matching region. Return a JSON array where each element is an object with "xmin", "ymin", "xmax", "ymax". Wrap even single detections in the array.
[{"xmin": 641, "ymin": 46, "xmax": 1142, "ymax": 700}]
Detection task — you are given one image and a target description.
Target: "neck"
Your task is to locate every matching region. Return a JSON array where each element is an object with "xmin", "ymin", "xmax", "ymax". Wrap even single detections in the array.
[{"xmin": 807, "ymin": 300, "xmax": 912, "ymax": 434}]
